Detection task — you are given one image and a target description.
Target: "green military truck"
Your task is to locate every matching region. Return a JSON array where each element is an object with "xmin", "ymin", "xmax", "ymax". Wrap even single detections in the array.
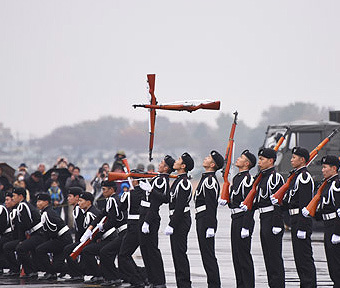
[{"xmin": 262, "ymin": 119, "xmax": 340, "ymax": 183}]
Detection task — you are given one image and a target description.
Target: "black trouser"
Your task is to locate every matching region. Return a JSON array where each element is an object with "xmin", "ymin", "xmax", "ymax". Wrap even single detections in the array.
[
  {"xmin": 81, "ymin": 237, "xmax": 113, "ymax": 277},
  {"xmin": 260, "ymin": 212, "xmax": 285, "ymax": 288},
  {"xmin": 64, "ymin": 242, "xmax": 83, "ymax": 277},
  {"xmin": 324, "ymin": 219, "xmax": 340, "ymax": 288},
  {"xmin": 170, "ymin": 214, "xmax": 191, "ymax": 288},
  {"xmin": 231, "ymin": 215, "xmax": 255, "ymax": 288},
  {"xmin": 3, "ymin": 239, "xmax": 20, "ymax": 273},
  {"xmin": 100, "ymin": 230, "xmax": 125, "ymax": 281},
  {"xmin": 196, "ymin": 217, "xmax": 221, "ymax": 288},
  {"xmin": 0, "ymin": 233, "xmax": 12, "ymax": 269},
  {"xmin": 119, "ymin": 221, "xmax": 144, "ymax": 285},
  {"xmin": 36, "ymin": 232, "xmax": 73, "ymax": 274},
  {"xmin": 139, "ymin": 216, "xmax": 166, "ymax": 286},
  {"xmin": 16, "ymin": 232, "xmax": 45, "ymax": 274},
  {"xmin": 290, "ymin": 216, "xmax": 316, "ymax": 288}
]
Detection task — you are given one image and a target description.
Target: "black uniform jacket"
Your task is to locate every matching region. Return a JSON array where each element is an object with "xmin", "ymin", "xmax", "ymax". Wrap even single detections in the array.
[
  {"xmin": 254, "ymin": 167, "xmax": 284, "ymax": 227},
  {"xmin": 40, "ymin": 205, "xmax": 69, "ymax": 239},
  {"xmin": 283, "ymin": 166, "xmax": 314, "ymax": 230},
  {"xmin": 73, "ymin": 205, "xmax": 85, "ymax": 242},
  {"xmin": 91, "ymin": 193, "xmax": 126, "ymax": 235},
  {"xmin": 319, "ymin": 174, "xmax": 340, "ymax": 235},
  {"xmin": 169, "ymin": 173, "xmax": 192, "ymax": 228},
  {"xmin": 120, "ymin": 185, "xmax": 143, "ymax": 222},
  {"xmin": 194, "ymin": 172, "xmax": 219, "ymax": 229},
  {"xmin": 0, "ymin": 204, "xmax": 10, "ymax": 235},
  {"xmin": 17, "ymin": 200, "xmax": 42, "ymax": 241},
  {"xmin": 229, "ymin": 170, "xmax": 254, "ymax": 229}
]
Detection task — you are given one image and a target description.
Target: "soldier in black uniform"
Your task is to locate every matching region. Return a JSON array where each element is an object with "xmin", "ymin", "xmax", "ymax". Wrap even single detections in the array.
[
  {"xmin": 0, "ymin": 192, "xmax": 15, "ymax": 274},
  {"xmin": 227, "ymin": 150, "xmax": 256, "ymax": 288},
  {"xmin": 139, "ymin": 155, "xmax": 175, "ymax": 288},
  {"xmin": 80, "ymin": 180, "xmax": 126, "ymax": 286},
  {"xmin": 243, "ymin": 148, "xmax": 285, "ymax": 288},
  {"xmin": 303, "ymin": 155, "xmax": 340, "ymax": 287},
  {"xmin": 64, "ymin": 191, "xmax": 99, "ymax": 282},
  {"xmin": 194, "ymin": 150, "xmax": 224, "ymax": 288},
  {"xmin": 35, "ymin": 193, "xmax": 73, "ymax": 280},
  {"xmin": 278, "ymin": 147, "xmax": 316, "ymax": 287},
  {"xmin": 119, "ymin": 175, "xmax": 145, "ymax": 287},
  {"xmin": 12, "ymin": 187, "xmax": 45, "ymax": 279},
  {"xmin": 3, "ymin": 192, "xmax": 21, "ymax": 277},
  {"xmin": 164, "ymin": 152, "xmax": 194, "ymax": 288}
]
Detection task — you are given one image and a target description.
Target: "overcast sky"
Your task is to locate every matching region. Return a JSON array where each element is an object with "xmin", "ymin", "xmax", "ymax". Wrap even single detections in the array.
[{"xmin": 1, "ymin": 0, "xmax": 339, "ymax": 138}]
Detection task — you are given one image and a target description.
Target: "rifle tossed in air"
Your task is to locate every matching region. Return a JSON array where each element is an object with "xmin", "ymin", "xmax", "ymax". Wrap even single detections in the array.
[{"xmin": 133, "ymin": 74, "xmax": 220, "ymax": 161}]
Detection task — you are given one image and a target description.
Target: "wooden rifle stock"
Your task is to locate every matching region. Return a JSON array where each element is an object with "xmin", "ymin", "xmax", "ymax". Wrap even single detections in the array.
[
  {"xmin": 133, "ymin": 101, "xmax": 220, "ymax": 112},
  {"xmin": 108, "ymin": 172, "xmax": 177, "ymax": 181},
  {"xmin": 242, "ymin": 128, "xmax": 290, "ymax": 210},
  {"xmin": 221, "ymin": 111, "xmax": 238, "ymax": 202},
  {"xmin": 70, "ymin": 216, "xmax": 107, "ymax": 260},
  {"xmin": 272, "ymin": 128, "xmax": 339, "ymax": 204},
  {"xmin": 305, "ymin": 180, "xmax": 328, "ymax": 217}
]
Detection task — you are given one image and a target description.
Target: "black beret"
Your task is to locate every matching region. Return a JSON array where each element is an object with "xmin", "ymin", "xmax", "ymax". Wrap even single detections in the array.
[
  {"xmin": 164, "ymin": 155, "xmax": 175, "ymax": 173},
  {"xmin": 101, "ymin": 180, "xmax": 117, "ymax": 189},
  {"xmin": 181, "ymin": 152, "xmax": 194, "ymax": 171},
  {"xmin": 210, "ymin": 150, "xmax": 224, "ymax": 170},
  {"xmin": 36, "ymin": 193, "xmax": 51, "ymax": 202},
  {"xmin": 68, "ymin": 187, "xmax": 83, "ymax": 196},
  {"xmin": 258, "ymin": 148, "xmax": 277, "ymax": 161},
  {"xmin": 321, "ymin": 155, "xmax": 340, "ymax": 169},
  {"xmin": 79, "ymin": 192, "xmax": 94, "ymax": 203},
  {"xmin": 5, "ymin": 192, "xmax": 13, "ymax": 198},
  {"xmin": 242, "ymin": 150, "xmax": 257, "ymax": 169},
  {"xmin": 12, "ymin": 187, "xmax": 26, "ymax": 198},
  {"xmin": 292, "ymin": 147, "xmax": 310, "ymax": 163}
]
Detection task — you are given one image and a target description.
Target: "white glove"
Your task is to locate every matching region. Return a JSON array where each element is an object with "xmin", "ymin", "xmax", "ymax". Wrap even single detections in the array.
[
  {"xmin": 164, "ymin": 225, "xmax": 174, "ymax": 236},
  {"xmin": 331, "ymin": 234, "xmax": 340, "ymax": 244},
  {"xmin": 142, "ymin": 222, "xmax": 150, "ymax": 234},
  {"xmin": 240, "ymin": 202, "xmax": 248, "ymax": 212},
  {"xmin": 206, "ymin": 228, "xmax": 215, "ymax": 238},
  {"xmin": 302, "ymin": 207, "xmax": 310, "ymax": 218},
  {"xmin": 218, "ymin": 199, "xmax": 228, "ymax": 206},
  {"xmin": 241, "ymin": 228, "xmax": 250, "ymax": 239},
  {"xmin": 297, "ymin": 230, "xmax": 306, "ymax": 239},
  {"xmin": 80, "ymin": 228, "xmax": 92, "ymax": 243},
  {"xmin": 140, "ymin": 180, "xmax": 152, "ymax": 192},
  {"xmin": 337, "ymin": 208, "xmax": 340, "ymax": 218},
  {"xmin": 270, "ymin": 195, "xmax": 278, "ymax": 205},
  {"xmin": 97, "ymin": 223, "xmax": 104, "ymax": 232},
  {"xmin": 272, "ymin": 227, "xmax": 282, "ymax": 235}
]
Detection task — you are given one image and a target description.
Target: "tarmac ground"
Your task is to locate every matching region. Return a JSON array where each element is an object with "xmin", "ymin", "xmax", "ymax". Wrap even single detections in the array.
[{"xmin": 0, "ymin": 205, "xmax": 334, "ymax": 287}]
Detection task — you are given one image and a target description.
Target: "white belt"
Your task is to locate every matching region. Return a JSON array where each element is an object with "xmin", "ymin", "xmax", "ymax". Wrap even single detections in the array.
[
  {"xmin": 128, "ymin": 214, "xmax": 139, "ymax": 220},
  {"xmin": 231, "ymin": 208, "xmax": 243, "ymax": 215},
  {"xmin": 58, "ymin": 226, "xmax": 69, "ymax": 237},
  {"xmin": 195, "ymin": 205, "xmax": 206, "ymax": 214},
  {"xmin": 169, "ymin": 206, "xmax": 190, "ymax": 216},
  {"xmin": 289, "ymin": 208, "xmax": 299, "ymax": 216},
  {"xmin": 322, "ymin": 212, "xmax": 337, "ymax": 221},
  {"xmin": 259, "ymin": 206, "xmax": 274, "ymax": 214},
  {"xmin": 102, "ymin": 227, "xmax": 116, "ymax": 239},
  {"xmin": 4, "ymin": 227, "xmax": 11, "ymax": 234},
  {"xmin": 117, "ymin": 224, "xmax": 127, "ymax": 233},
  {"xmin": 141, "ymin": 200, "xmax": 151, "ymax": 208},
  {"xmin": 28, "ymin": 222, "xmax": 43, "ymax": 234}
]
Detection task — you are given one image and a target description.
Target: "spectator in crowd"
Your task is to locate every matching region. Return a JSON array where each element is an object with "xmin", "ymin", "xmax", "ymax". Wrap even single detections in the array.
[
  {"xmin": 102, "ymin": 163, "xmax": 110, "ymax": 173},
  {"xmin": 44, "ymin": 171, "xmax": 59, "ymax": 191},
  {"xmin": 25, "ymin": 171, "xmax": 45, "ymax": 206},
  {"xmin": 54, "ymin": 157, "xmax": 68, "ymax": 169},
  {"xmin": 65, "ymin": 167, "xmax": 86, "ymax": 191},
  {"xmin": 47, "ymin": 180, "xmax": 64, "ymax": 216},
  {"xmin": 68, "ymin": 163, "xmax": 75, "ymax": 174},
  {"xmin": 17, "ymin": 163, "xmax": 30, "ymax": 181},
  {"xmin": 0, "ymin": 167, "xmax": 11, "ymax": 191},
  {"xmin": 91, "ymin": 166, "xmax": 107, "ymax": 210},
  {"xmin": 111, "ymin": 151, "xmax": 126, "ymax": 172},
  {"xmin": 13, "ymin": 179, "xmax": 30, "ymax": 202},
  {"xmin": 147, "ymin": 164, "xmax": 155, "ymax": 173},
  {"xmin": 119, "ymin": 182, "xmax": 130, "ymax": 198},
  {"xmin": 37, "ymin": 163, "xmax": 46, "ymax": 175}
]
